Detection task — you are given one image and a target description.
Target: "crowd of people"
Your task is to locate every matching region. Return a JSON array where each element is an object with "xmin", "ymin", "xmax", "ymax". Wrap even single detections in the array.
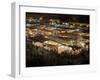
[
  {"xmin": 26, "ymin": 32, "xmax": 89, "ymax": 67},
  {"xmin": 26, "ymin": 42, "xmax": 89, "ymax": 67},
  {"xmin": 26, "ymin": 16, "xmax": 89, "ymax": 67}
]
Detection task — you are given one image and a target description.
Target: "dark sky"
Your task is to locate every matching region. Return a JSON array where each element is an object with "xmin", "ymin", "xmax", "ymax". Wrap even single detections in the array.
[{"xmin": 26, "ymin": 12, "xmax": 89, "ymax": 23}]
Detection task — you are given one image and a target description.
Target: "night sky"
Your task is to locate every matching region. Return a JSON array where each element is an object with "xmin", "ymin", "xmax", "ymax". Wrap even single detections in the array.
[{"xmin": 26, "ymin": 12, "xmax": 89, "ymax": 24}]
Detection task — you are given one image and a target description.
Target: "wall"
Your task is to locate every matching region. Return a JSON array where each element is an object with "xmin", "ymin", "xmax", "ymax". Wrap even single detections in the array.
[{"xmin": 0, "ymin": 0, "xmax": 100, "ymax": 80}]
